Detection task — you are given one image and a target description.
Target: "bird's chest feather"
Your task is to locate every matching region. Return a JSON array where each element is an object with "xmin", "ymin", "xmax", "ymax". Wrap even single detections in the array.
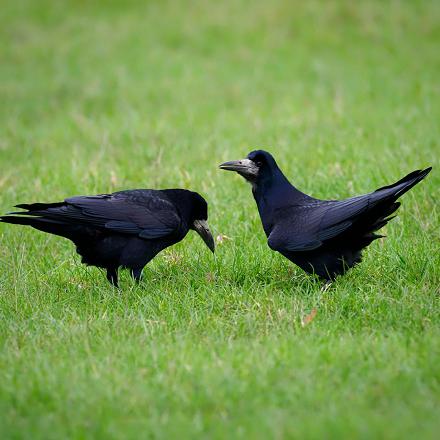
[
  {"xmin": 255, "ymin": 197, "xmax": 299, "ymax": 237},
  {"xmin": 253, "ymin": 183, "xmax": 311, "ymax": 236}
]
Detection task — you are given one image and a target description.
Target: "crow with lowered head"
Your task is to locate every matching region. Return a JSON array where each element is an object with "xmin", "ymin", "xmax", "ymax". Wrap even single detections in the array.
[
  {"xmin": 0, "ymin": 189, "xmax": 215, "ymax": 287},
  {"xmin": 220, "ymin": 150, "xmax": 431, "ymax": 281}
]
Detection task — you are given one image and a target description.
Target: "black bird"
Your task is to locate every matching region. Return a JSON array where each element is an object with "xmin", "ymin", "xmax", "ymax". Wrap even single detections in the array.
[
  {"xmin": 0, "ymin": 189, "xmax": 214, "ymax": 287},
  {"xmin": 220, "ymin": 150, "xmax": 431, "ymax": 281}
]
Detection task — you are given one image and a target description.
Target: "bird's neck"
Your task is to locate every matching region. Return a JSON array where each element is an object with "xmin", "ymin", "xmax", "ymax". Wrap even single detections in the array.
[
  {"xmin": 252, "ymin": 166, "xmax": 299, "ymax": 202},
  {"xmin": 252, "ymin": 168, "xmax": 307, "ymax": 235}
]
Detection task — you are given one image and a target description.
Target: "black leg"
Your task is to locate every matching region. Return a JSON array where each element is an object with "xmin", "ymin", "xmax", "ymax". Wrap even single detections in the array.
[
  {"xmin": 321, "ymin": 279, "xmax": 332, "ymax": 292},
  {"xmin": 130, "ymin": 267, "xmax": 143, "ymax": 283},
  {"xmin": 106, "ymin": 267, "xmax": 119, "ymax": 287}
]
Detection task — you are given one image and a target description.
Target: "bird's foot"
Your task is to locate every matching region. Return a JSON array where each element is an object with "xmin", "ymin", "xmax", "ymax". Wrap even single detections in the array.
[
  {"xmin": 106, "ymin": 268, "xmax": 119, "ymax": 288},
  {"xmin": 130, "ymin": 268, "xmax": 143, "ymax": 283},
  {"xmin": 320, "ymin": 280, "xmax": 332, "ymax": 292}
]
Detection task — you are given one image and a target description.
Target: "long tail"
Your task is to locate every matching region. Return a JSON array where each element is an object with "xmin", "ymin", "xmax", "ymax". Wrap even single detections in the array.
[
  {"xmin": 0, "ymin": 214, "xmax": 78, "ymax": 237},
  {"xmin": 375, "ymin": 167, "xmax": 432, "ymax": 199},
  {"xmin": 357, "ymin": 166, "xmax": 432, "ymax": 236},
  {"xmin": 0, "ymin": 202, "xmax": 77, "ymax": 239}
]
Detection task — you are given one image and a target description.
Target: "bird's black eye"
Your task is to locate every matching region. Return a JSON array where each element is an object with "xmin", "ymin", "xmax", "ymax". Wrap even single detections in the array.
[{"xmin": 255, "ymin": 161, "xmax": 263, "ymax": 167}]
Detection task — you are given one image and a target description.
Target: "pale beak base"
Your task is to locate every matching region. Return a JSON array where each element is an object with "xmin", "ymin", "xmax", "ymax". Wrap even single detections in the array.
[{"xmin": 219, "ymin": 158, "xmax": 259, "ymax": 179}]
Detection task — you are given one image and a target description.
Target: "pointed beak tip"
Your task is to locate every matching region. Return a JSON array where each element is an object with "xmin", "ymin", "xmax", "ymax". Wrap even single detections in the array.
[
  {"xmin": 206, "ymin": 235, "xmax": 215, "ymax": 254},
  {"xmin": 218, "ymin": 160, "xmax": 243, "ymax": 171},
  {"xmin": 207, "ymin": 239, "xmax": 215, "ymax": 254},
  {"xmin": 193, "ymin": 219, "xmax": 215, "ymax": 255},
  {"xmin": 218, "ymin": 159, "xmax": 257, "ymax": 177}
]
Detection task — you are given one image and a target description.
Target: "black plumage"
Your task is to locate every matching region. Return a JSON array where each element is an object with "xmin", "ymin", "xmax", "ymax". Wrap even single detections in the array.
[
  {"xmin": 1, "ymin": 189, "xmax": 214, "ymax": 286},
  {"xmin": 220, "ymin": 150, "xmax": 431, "ymax": 280}
]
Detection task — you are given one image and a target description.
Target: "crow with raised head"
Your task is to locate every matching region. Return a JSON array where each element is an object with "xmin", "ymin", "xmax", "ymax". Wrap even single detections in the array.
[
  {"xmin": 1, "ymin": 189, "xmax": 215, "ymax": 287},
  {"xmin": 220, "ymin": 150, "xmax": 431, "ymax": 281}
]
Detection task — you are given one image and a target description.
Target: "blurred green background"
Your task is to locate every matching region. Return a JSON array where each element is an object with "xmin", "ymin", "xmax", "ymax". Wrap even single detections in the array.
[{"xmin": 1, "ymin": 1, "xmax": 439, "ymax": 438}]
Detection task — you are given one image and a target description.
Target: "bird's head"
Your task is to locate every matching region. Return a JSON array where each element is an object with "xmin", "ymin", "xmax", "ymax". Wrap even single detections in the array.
[
  {"xmin": 188, "ymin": 192, "xmax": 215, "ymax": 253},
  {"xmin": 219, "ymin": 150, "xmax": 279, "ymax": 184}
]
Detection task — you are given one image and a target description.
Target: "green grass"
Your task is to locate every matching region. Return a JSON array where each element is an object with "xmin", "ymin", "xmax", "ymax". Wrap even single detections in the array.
[{"xmin": 1, "ymin": 0, "xmax": 439, "ymax": 438}]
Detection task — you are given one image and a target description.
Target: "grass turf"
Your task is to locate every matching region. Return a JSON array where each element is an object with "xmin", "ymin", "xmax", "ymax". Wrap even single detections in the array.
[{"xmin": 0, "ymin": 0, "xmax": 439, "ymax": 438}]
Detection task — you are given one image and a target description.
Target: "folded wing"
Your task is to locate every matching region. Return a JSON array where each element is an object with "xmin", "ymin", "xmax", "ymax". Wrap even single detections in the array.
[
  {"xmin": 10, "ymin": 190, "xmax": 181, "ymax": 240},
  {"xmin": 268, "ymin": 167, "xmax": 431, "ymax": 253},
  {"xmin": 268, "ymin": 194, "xmax": 378, "ymax": 252}
]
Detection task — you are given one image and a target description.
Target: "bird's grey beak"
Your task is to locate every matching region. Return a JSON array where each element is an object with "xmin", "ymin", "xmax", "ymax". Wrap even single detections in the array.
[
  {"xmin": 192, "ymin": 219, "xmax": 215, "ymax": 253},
  {"xmin": 219, "ymin": 159, "xmax": 259, "ymax": 179}
]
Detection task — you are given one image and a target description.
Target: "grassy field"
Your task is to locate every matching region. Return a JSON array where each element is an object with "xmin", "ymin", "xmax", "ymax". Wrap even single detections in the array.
[{"xmin": 1, "ymin": 0, "xmax": 439, "ymax": 438}]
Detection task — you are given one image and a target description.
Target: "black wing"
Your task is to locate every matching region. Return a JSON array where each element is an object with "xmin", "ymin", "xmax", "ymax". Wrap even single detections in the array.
[
  {"xmin": 268, "ymin": 194, "xmax": 376, "ymax": 251},
  {"xmin": 267, "ymin": 167, "xmax": 431, "ymax": 253},
  {"xmin": 12, "ymin": 190, "xmax": 182, "ymax": 239}
]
